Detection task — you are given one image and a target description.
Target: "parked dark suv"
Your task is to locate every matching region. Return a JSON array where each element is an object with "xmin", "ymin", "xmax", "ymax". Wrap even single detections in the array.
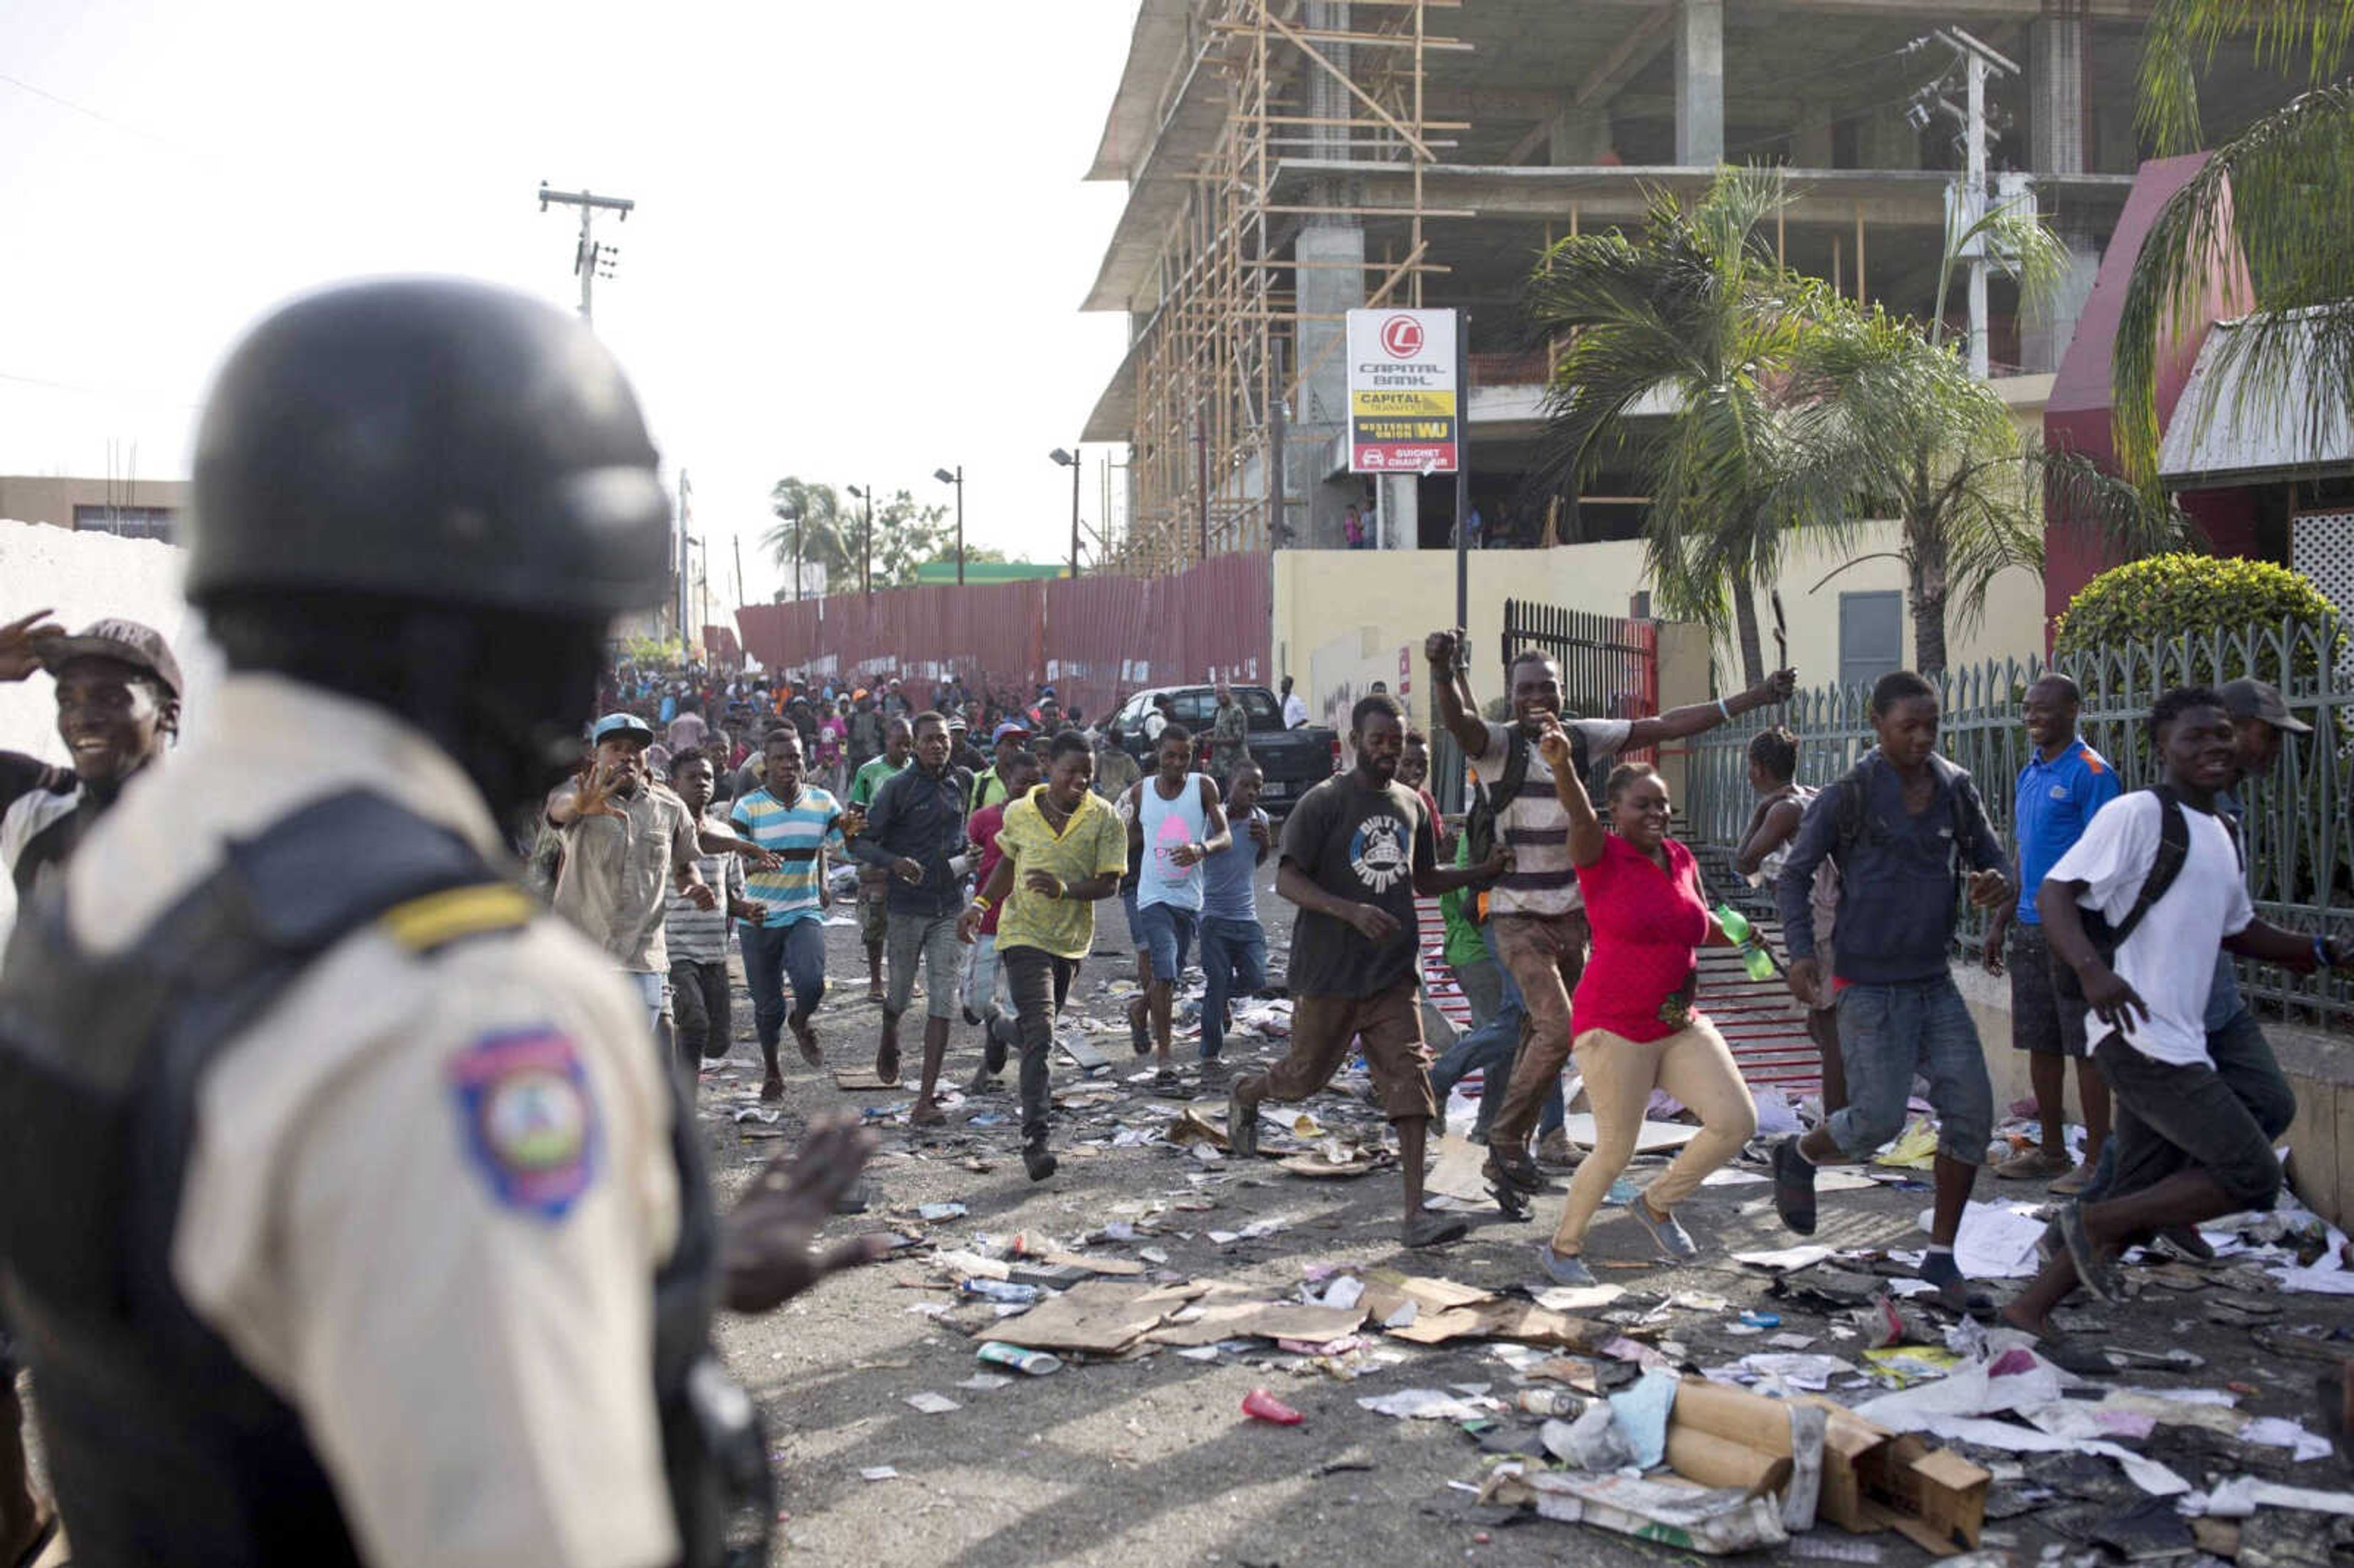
[{"xmin": 1107, "ymin": 684, "xmax": 1338, "ymax": 815}]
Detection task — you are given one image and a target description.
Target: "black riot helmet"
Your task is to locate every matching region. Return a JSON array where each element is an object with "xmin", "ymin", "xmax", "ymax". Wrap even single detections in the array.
[
  {"xmin": 186, "ymin": 276, "xmax": 670, "ymax": 614},
  {"xmin": 185, "ymin": 278, "xmax": 671, "ymax": 831}
]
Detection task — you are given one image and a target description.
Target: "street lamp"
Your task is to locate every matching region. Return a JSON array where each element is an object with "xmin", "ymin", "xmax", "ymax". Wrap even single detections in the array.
[
  {"xmin": 932, "ymin": 465, "xmax": 964, "ymax": 585},
  {"xmin": 845, "ymin": 484, "xmax": 875, "ymax": 598},
  {"xmin": 775, "ymin": 502, "xmax": 803, "ymax": 602},
  {"xmin": 1049, "ymin": 447, "xmax": 1083, "ymax": 580}
]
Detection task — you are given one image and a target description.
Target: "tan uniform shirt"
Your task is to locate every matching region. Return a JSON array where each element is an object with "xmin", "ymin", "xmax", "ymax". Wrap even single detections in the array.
[
  {"xmin": 63, "ymin": 675, "xmax": 683, "ymax": 1568},
  {"xmin": 550, "ymin": 778, "xmax": 701, "ymax": 973}
]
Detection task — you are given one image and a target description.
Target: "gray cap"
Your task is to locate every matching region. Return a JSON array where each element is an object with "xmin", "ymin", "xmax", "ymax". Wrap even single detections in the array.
[
  {"xmin": 37, "ymin": 618, "xmax": 183, "ymax": 698},
  {"xmin": 2218, "ymin": 678, "xmax": 2312, "ymax": 734}
]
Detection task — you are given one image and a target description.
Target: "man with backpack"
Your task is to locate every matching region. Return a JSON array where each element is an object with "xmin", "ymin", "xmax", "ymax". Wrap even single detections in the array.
[
  {"xmin": 1425, "ymin": 630, "xmax": 1794, "ymax": 1194},
  {"xmin": 2000, "ymin": 686, "xmax": 2351, "ymax": 1335},
  {"xmin": 1769, "ymin": 670, "xmax": 2013, "ymax": 1314}
]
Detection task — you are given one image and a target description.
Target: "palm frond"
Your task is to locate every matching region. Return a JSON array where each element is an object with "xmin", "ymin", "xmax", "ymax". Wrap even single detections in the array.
[
  {"xmin": 2112, "ymin": 83, "xmax": 2354, "ymax": 485},
  {"xmin": 2137, "ymin": 0, "xmax": 2354, "ymax": 154}
]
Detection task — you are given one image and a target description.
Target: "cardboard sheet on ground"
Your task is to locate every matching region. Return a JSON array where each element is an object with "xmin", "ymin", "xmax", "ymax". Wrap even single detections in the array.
[
  {"xmin": 1508, "ymin": 1469, "xmax": 1789, "ymax": 1555},
  {"xmin": 1390, "ymin": 1299, "xmax": 1614, "ymax": 1350},
  {"xmin": 1352, "ymin": 1269, "xmax": 1496, "ymax": 1324},
  {"xmin": 831, "ymin": 1068, "xmax": 897, "ymax": 1091},
  {"xmin": 1146, "ymin": 1300, "xmax": 1368, "ymax": 1347},
  {"xmin": 975, "ymin": 1279, "xmax": 1207, "ymax": 1355},
  {"xmin": 1563, "ymin": 1113, "xmax": 1700, "ymax": 1153}
]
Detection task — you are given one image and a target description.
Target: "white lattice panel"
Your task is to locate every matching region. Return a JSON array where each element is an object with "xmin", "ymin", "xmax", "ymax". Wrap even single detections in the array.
[{"xmin": 2295, "ymin": 511, "xmax": 2354, "ymax": 679}]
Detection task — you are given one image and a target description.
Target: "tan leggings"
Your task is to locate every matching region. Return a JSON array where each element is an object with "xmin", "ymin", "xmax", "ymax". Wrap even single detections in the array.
[{"xmin": 1550, "ymin": 1015, "xmax": 1758, "ymax": 1255}]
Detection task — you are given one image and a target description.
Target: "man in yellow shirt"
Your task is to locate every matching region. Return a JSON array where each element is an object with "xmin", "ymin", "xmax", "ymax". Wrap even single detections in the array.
[{"xmin": 959, "ymin": 732, "xmax": 1126, "ymax": 1181}]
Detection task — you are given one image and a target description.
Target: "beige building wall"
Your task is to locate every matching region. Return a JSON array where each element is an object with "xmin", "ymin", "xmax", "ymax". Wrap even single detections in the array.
[
  {"xmin": 1271, "ymin": 520, "xmax": 2049, "ymax": 723},
  {"xmin": 0, "ymin": 475, "xmax": 191, "ymax": 531}
]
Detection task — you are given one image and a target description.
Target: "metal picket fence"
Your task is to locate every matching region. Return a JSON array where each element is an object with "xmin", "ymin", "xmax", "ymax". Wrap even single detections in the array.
[{"xmin": 1685, "ymin": 617, "xmax": 2353, "ymax": 1029}]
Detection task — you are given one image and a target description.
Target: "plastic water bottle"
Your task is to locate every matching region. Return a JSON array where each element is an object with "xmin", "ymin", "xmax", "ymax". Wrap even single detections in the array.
[
  {"xmin": 1715, "ymin": 904, "xmax": 1777, "ymax": 983},
  {"xmin": 959, "ymin": 1279, "xmax": 1043, "ymax": 1306}
]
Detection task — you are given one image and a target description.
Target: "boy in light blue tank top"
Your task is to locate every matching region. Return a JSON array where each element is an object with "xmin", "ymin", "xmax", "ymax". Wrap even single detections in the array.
[{"xmin": 1122, "ymin": 725, "xmax": 1231, "ymax": 1092}]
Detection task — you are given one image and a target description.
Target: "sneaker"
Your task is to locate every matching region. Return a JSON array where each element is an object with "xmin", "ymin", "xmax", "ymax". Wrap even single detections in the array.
[
  {"xmin": 1535, "ymin": 1128, "xmax": 1580, "ymax": 1169},
  {"xmin": 982, "ymin": 1009, "xmax": 1013, "ymax": 1075},
  {"xmin": 1535, "ymin": 1244, "xmax": 1596, "ymax": 1287},
  {"xmin": 1403, "ymin": 1211, "xmax": 1469, "ymax": 1249},
  {"xmin": 1630, "ymin": 1200, "xmax": 1700, "ymax": 1262},
  {"xmin": 1227, "ymin": 1082, "xmax": 1260, "ymax": 1159},
  {"xmin": 2060, "ymin": 1202, "xmax": 2122, "ymax": 1304},
  {"xmin": 1152, "ymin": 1065, "xmax": 1183, "ymax": 1094},
  {"xmin": 1770, "ymin": 1137, "xmax": 1818, "ymax": 1236},
  {"xmin": 1994, "ymin": 1146, "xmax": 2071, "ymax": 1182},
  {"xmin": 1023, "ymin": 1141, "xmax": 1059, "ymax": 1182}
]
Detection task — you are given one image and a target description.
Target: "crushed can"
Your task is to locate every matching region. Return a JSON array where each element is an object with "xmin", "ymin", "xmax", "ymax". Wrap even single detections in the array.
[
  {"xmin": 1514, "ymin": 1388, "xmax": 1586, "ymax": 1418},
  {"xmin": 975, "ymin": 1341, "xmax": 1063, "ymax": 1376}
]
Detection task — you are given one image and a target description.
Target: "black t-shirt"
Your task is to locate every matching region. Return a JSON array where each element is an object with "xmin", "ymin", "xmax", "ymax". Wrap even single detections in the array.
[{"xmin": 1279, "ymin": 772, "xmax": 1436, "ymax": 997}]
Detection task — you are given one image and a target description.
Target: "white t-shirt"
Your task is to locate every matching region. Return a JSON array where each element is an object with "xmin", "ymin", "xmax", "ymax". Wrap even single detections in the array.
[
  {"xmin": 1282, "ymin": 691, "xmax": 1308, "ymax": 728},
  {"xmin": 1471, "ymin": 716, "xmax": 1632, "ymax": 917},
  {"xmin": 2046, "ymin": 792, "xmax": 2252, "ymax": 1067}
]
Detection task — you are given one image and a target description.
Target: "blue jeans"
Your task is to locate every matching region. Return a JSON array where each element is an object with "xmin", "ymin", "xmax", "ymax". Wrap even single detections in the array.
[
  {"xmin": 1136, "ymin": 900, "xmax": 1197, "ymax": 984},
  {"xmin": 1828, "ymin": 974, "xmax": 1992, "ymax": 1164},
  {"xmin": 1197, "ymin": 915, "xmax": 1267, "ymax": 1059},
  {"xmin": 1427, "ymin": 923, "xmax": 1561, "ymax": 1136},
  {"xmin": 741, "ymin": 918, "xmax": 828, "ymax": 1048}
]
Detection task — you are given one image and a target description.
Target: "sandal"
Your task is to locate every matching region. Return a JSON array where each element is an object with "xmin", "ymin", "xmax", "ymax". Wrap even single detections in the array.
[
  {"xmin": 1152, "ymin": 1066, "xmax": 1183, "ymax": 1094},
  {"xmin": 1127, "ymin": 999, "xmax": 1151, "ymax": 1057},
  {"xmin": 875, "ymin": 1035, "xmax": 901, "ymax": 1086},
  {"xmin": 1484, "ymin": 1146, "xmax": 1545, "ymax": 1195}
]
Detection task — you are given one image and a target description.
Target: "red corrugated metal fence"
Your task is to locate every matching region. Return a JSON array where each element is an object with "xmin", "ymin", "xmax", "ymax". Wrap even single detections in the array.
[{"xmin": 734, "ymin": 553, "xmax": 1272, "ymax": 721}]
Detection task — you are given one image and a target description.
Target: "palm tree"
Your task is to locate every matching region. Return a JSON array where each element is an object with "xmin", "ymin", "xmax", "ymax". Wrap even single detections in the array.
[
  {"xmin": 763, "ymin": 478, "xmax": 855, "ymax": 594},
  {"xmin": 2113, "ymin": 0, "xmax": 2354, "ymax": 487},
  {"xmin": 1527, "ymin": 169, "xmax": 1834, "ymax": 685}
]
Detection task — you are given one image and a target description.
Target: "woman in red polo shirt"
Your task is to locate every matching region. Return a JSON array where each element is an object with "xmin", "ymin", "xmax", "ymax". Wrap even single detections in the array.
[{"xmin": 1533, "ymin": 722, "xmax": 1758, "ymax": 1287}]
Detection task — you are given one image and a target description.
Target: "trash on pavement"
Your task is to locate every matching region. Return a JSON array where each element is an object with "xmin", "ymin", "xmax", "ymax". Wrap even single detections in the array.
[
  {"xmin": 1356, "ymin": 1387, "xmax": 1492, "ymax": 1421},
  {"xmin": 1485, "ymin": 1466, "xmax": 1790, "ymax": 1555},
  {"xmin": 975, "ymin": 1341, "xmax": 1065, "ymax": 1376},
  {"xmin": 1241, "ymin": 1388, "xmax": 1305, "ymax": 1425},
  {"xmin": 904, "ymin": 1391, "xmax": 961, "ymax": 1414}
]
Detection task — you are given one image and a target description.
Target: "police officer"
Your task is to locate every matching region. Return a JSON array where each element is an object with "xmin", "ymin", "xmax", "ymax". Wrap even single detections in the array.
[{"xmin": 0, "ymin": 278, "xmax": 882, "ymax": 1568}]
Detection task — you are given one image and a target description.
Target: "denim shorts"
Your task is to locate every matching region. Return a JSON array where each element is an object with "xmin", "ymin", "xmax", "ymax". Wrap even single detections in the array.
[
  {"xmin": 1827, "ymin": 973, "xmax": 1992, "ymax": 1165},
  {"xmin": 1135, "ymin": 900, "xmax": 1197, "ymax": 984}
]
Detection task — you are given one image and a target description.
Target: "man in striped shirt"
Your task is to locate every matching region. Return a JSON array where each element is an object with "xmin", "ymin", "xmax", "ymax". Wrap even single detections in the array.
[{"xmin": 732, "ymin": 728, "xmax": 851, "ymax": 1101}]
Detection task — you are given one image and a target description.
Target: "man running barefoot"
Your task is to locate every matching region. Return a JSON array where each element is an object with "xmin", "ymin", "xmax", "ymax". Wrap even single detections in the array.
[
  {"xmin": 1227, "ymin": 695, "xmax": 1503, "ymax": 1249},
  {"xmin": 847, "ymin": 717, "xmax": 913, "ymax": 1002}
]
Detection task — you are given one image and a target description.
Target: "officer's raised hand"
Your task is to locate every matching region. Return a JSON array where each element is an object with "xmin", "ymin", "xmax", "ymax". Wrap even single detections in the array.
[{"xmin": 721, "ymin": 1112, "xmax": 892, "ymax": 1313}]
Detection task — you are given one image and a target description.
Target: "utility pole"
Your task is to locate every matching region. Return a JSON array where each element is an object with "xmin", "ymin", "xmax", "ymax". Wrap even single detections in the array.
[
  {"xmin": 732, "ymin": 533, "xmax": 745, "ymax": 616},
  {"xmin": 1453, "ymin": 309, "xmax": 1471, "ymax": 631},
  {"xmin": 536, "ymin": 185, "xmax": 634, "ymax": 323},
  {"xmin": 847, "ymin": 484, "xmax": 875, "ymax": 597},
  {"xmin": 1933, "ymin": 29, "xmax": 2017, "ymax": 379}
]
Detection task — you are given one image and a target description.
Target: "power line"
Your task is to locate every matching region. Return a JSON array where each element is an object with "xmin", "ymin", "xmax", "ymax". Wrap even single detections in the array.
[
  {"xmin": 0, "ymin": 71, "xmax": 181, "ymax": 148},
  {"xmin": 0, "ymin": 368, "xmax": 197, "ymax": 407}
]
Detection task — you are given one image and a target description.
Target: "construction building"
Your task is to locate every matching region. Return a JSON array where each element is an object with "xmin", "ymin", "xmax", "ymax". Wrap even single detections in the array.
[{"xmin": 1078, "ymin": 0, "xmax": 2295, "ymax": 573}]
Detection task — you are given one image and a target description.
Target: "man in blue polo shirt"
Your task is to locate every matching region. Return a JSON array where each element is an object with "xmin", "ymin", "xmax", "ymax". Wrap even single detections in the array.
[{"xmin": 1983, "ymin": 674, "xmax": 2119, "ymax": 1192}]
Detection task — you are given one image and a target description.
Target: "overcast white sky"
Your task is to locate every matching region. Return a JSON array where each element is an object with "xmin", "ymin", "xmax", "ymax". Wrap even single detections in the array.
[{"xmin": 0, "ymin": 1, "xmax": 1137, "ymax": 605}]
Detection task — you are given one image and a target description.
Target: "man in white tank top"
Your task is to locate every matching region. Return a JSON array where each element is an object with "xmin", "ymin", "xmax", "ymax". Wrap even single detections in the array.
[{"xmin": 1122, "ymin": 725, "xmax": 1230, "ymax": 1092}]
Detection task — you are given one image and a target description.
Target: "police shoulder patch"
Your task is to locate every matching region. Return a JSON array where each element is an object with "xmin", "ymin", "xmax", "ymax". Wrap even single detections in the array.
[{"xmin": 448, "ymin": 1029, "xmax": 600, "ymax": 1221}]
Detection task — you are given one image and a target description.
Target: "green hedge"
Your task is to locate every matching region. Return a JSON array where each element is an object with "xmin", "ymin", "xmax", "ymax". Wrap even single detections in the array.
[{"xmin": 2055, "ymin": 554, "xmax": 2346, "ymax": 684}]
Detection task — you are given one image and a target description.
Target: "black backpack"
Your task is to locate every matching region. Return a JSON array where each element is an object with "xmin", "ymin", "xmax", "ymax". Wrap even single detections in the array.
[
  {"xmin": 2055, "ymin": 784, "xmax": 2239, "ymax": 985},
  {"xmin": 1463, "ymin": 725, "xmax": 1589, "ymax": 892}
]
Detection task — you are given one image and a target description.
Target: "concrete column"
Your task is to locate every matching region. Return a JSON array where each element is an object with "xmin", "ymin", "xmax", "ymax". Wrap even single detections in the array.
[
  {"xmin": 1549, "ymin": 107, "xmax": 1613, "ymax": 165},
  {"xmin": 1295, "ymin": 222, "xmax": 1365, "ymax": 549},
  {"xmin": 1673, "ymin": 0, "xmax": 1724, "ymax": 166},
  {"xmin": 1788, "ymin": 99, "xmax": 1834, "ymax": 169},
  {"xmin": 2019, "ymin": 226, "xmax": 2100, "ymax": 373},
  {"xmin": 2027, "ymin": 3, "xmax": 2086, "ymax": 176},
  {"xmin": 1379, "ymin": 474, "xmax": 1420, "ymax": 550}
]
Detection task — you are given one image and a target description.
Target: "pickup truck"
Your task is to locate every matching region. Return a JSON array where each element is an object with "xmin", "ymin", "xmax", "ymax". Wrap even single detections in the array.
[{"xmin": 1106, "ymin": 684, "xmax": 1338, "ymax": 815}]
